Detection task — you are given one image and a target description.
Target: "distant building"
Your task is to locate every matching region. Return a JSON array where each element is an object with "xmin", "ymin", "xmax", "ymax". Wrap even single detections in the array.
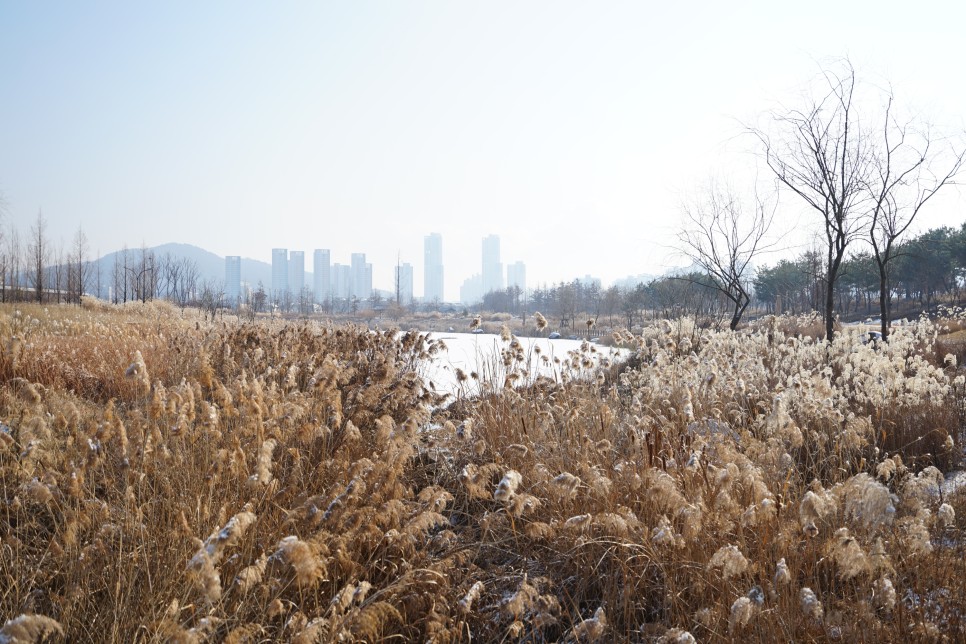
[
  {"xmin": 507, "ymin": 261, "xmax": 526, "ymax": 293},
  {"xmin": 332, "ymin": 264, "xmax": 350, "ymax": 300},
  {"xmin": 460, "ymin": 273, "xmax": 483, "ymax": 305},
  {"xmin": 225, "ymin": 256, "xmax": 241, "ymax": 308},
  {"xmin": 350, "ymin": 253, "xmax": 371, "ymax": 300},
  {"xmin": 424, "ymin": 233, "xmax": 444, "ymax": 304},
  {"xmin": 482, "ymin": 234, "xmax": 503, "ymax": 295},
  {"xmin": 578, "ymin": 275, "xmax": 602, "ymax": 289},
  {"xmin": 271, "ymin": 248, "xmax": 288, "ymax": 303},
  {"xmin": 395, "ymin": 262, "xmax": 414, "ymax": 305},
  {"xmin": 289, "ymin": 251, "xmax": 305, "ymax": 298},
  {"xmin": 313, "ymin": 249, "xmax": 331, "ymax": 303}
]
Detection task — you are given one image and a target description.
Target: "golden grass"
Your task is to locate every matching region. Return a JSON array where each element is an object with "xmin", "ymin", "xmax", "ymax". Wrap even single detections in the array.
[{"xmin": 1, "ymin": 303, "xmax": 965, "ymax": 642}]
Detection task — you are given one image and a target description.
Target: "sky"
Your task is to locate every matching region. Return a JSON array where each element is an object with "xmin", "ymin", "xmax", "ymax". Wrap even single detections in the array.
[{"xmin": 2, "ymin": 1, "xmax": 965, "ymax": 301}]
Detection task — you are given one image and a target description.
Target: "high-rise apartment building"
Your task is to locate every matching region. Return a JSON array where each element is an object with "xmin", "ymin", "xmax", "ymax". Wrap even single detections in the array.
[
  {"xmin": 289, "ymin": 251, "xmax": 305, "ymax": 298},
  {"xmin": 225, "ymin": 256, "xmax": 241, "ymax": 307},
  {"xmin": 507, "ymin": 261, "xmax": 526, "ymax": 293},
  {"xmin": 350, "ymin": 253, "xmax": 371, "ymax": 300},
  {"xmin": 460, "ymin": 274, "xmax": 483, "ymax": 305},
  {"xmin": 423, "ymin": 233, "xmax": 444, "ymax": 304},
  {"xmin": 313, "ymin": 249, "xmax": 331, "ymax": 303},
  {"xmin": 271, "ymin": 248, "xmax": 288, "ymax": 303},
  {"xmin": 482, "ymin": 234, "xmax": 503, "ymax": 295},
  {"xmin": 332, "ymin": 263, "xmax": 350, "ymax": 299},
  {"xmin": 395, "ymin": 262, "xmax": 414, "ymax": 305}
]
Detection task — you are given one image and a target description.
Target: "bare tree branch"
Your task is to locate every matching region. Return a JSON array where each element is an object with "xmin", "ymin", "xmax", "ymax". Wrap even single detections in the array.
[{"xmin": 677, "ymin": 179, "xmax": 779, "ymax": 330}]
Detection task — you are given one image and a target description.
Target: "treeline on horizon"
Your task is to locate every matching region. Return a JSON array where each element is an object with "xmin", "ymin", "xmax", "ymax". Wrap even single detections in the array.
[
  {"xmin": 0, "ymin": 217, "xmax": 223, "ymax": 311},
  {"xmin": 486, "ymin": 222, "xmax": 966, "ymax": 331},
  {"xmin": 2, "ymin": 214, "xmax": 965, "ymax": 329}
]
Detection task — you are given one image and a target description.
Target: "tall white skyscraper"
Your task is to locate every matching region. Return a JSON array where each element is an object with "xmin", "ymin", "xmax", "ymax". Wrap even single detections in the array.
[
  {"xmin": 507, "ymin": 261, "xmax": 526, "ymax": 293},
  {"xmin": 271, "ymin": 248, "xmax": 288, "ymax": 303},
  {"xmin": 289, "ymin": 250, "xmax": 305, "ymax": 297},
  {"xmin": 225, "ymin": 256, "xmax": 241, "ymax": 308},
  {"xmin": 395, "ymin": 262, "xmax": 414, "ymax": 305},
  {"xmin": 482, "ymin": 234, "xmax": 503, "ymax": 295},
  {"xmin": 423, "ymin": 233, "xmax": 444, "ymax": 304},
  {"xmin": 313, "ymin": 249, "xmax": 330, "ymax": 303}
]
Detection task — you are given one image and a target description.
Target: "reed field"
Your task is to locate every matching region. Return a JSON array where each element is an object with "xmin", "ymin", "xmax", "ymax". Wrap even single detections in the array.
[{"xmin": 1, "ymin": 301, "xmax": 965, "ymax": 642}]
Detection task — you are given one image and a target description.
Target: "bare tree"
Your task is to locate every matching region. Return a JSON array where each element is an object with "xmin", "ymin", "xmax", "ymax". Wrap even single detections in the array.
[
  {"xmin": 198, "ymin": 278, "xmax": 224, "ymax": 321},
  {"xmin": 68, "ymin": 225, "xmax": 89, "ymax": 304},
  {"xmin": 127, "ymin": 245, "xmax": 157, "ymax": 303},
  {"xmin": 652, "ymin": 273, "xmax": 720, "ymax": 324},
  {"xmin": 0, "ymin": 194, "xmax": 7, "ymax": 302},
  {"xmin": 93, "ymin": 250, "xmax": 103, "ymax": 300},
  {"xmin": 51, "ymin": 244, "xmax": 66, "ymax": 303},
  {"xmin": 555, "ymin": 282, "xmax": 578, "ymax": 331},
  {"xmin": 0, "ymin": 236, "xmax": 6, "ymax": 303},
  {"xmin": 155, "ymin": 252, "xmax": 172, "ymax": 300},
  {"xmin": 28, "ymin": 210, "xmax": 49, "ymax": 302},
  {"xmin": 752, "ymin": 60, "xmax": 871, "ymax": 340},
  {"xmin": 112, "ymin": 246, "xmax": 129, "ymax": 303},
  {"xmin": 0, "ymin": 192, "xmax": 5, "ymax": 301},
  {"xmin": 67, "ymin": 242, "xmax": 78, "ymax": 303},
  {"xmin": 160, "ymin": 255, "xmax": 199, "ymax": 309},
  {"xmin": 5, "ymin": 227, "xmax": 23, "ymax": 301},
  {"xmin": 678, "ymin": 180, "xmax": 777, "ymax": 330},
  {"xmin": 245, "ymin": 282, "xmax": 267, "ymax": 321},
  {"xmin": 160, "ymin": 254, "xmax": 179, "ymax": 303},
  {"xmin": 298, "ymin": 285, "xmax": 314, "ymax": 317},
  {"xmin": 178, "ymin": 258, "xmax": 199, "ymax": 308},
  {"xmin": 602, "ymin": 285, "xmax": 621, "ymax": 327},
  {"xmin": 866, "ymin": 98, "xmax": 966, "ymax": 340}
]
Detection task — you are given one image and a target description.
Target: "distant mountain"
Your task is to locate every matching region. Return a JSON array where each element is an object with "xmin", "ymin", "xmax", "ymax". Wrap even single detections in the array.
[{"xmin": 88, "ymin": 243, "xmax": 292, "ymax": 299}]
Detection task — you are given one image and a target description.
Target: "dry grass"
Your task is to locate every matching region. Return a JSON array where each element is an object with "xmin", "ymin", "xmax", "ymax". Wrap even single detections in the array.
[
  {"xmin": 768, "ymin": 312, "xmax": 829, "ymax": 340},
  {"xmin": 2, "ymin": 303, "xmax": 965, "ymax": 642}
]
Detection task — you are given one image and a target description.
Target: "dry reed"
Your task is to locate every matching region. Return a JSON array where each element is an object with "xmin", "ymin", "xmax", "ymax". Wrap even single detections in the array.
[{"xmin": 1, "ymin": 303, "xmax": 964, "ymax": 641}]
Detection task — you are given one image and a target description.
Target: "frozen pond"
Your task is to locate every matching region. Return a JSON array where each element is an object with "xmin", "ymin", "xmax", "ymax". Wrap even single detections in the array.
[{"xmin": 419, "ymin": 332, "xmax": 631, "ymax": 399}]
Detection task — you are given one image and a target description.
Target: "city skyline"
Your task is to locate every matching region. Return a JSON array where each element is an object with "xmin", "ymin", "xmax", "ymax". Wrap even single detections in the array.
[{"xmin": 242, "ymin": 233, "xmax": 532, "ymax": 305}]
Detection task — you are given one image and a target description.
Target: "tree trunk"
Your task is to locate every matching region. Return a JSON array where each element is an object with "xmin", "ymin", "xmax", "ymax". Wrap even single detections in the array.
[
  {"xmin": 825, "ymin": 274, "xmax": 836, "ymax": 341},
  {"xmin": 878, "ymin": 270, "xmax": 890, "ymax": 341},
  {"xmin": 729, "ymin": 296, "xmax": 747, "ymax": 331}
]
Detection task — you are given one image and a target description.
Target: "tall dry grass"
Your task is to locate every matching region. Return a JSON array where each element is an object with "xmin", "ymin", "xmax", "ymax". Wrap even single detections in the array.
[{"xmin": 1, "ymin": 303, "xmax": 964, "ymax": 642}]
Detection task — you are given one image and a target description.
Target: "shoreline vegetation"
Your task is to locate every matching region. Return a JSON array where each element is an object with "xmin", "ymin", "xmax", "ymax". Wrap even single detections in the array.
[{"xmin": 2, "ymin": 299, "xmax": 965, "ymax": 641}]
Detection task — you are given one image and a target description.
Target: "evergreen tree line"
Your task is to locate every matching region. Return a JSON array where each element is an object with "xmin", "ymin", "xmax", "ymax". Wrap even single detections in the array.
[
  {"xmin": 754, "ymin": 223, "xmax": 966, "ymax": 320},
  {"xmin": 478, "ymin": 222, "xmax": 966, "ymax": 332}
]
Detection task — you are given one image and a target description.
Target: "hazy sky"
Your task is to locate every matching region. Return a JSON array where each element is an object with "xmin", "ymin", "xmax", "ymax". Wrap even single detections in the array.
[{"xmin": 2, "ymin": 1, "xmax": 965, "ymax": 301}]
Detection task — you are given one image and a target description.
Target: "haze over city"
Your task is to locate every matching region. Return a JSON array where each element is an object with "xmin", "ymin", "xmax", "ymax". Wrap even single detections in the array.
[{"xmin": 2, "ymin": 1, "xmax": 966, "ymax": 302}]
